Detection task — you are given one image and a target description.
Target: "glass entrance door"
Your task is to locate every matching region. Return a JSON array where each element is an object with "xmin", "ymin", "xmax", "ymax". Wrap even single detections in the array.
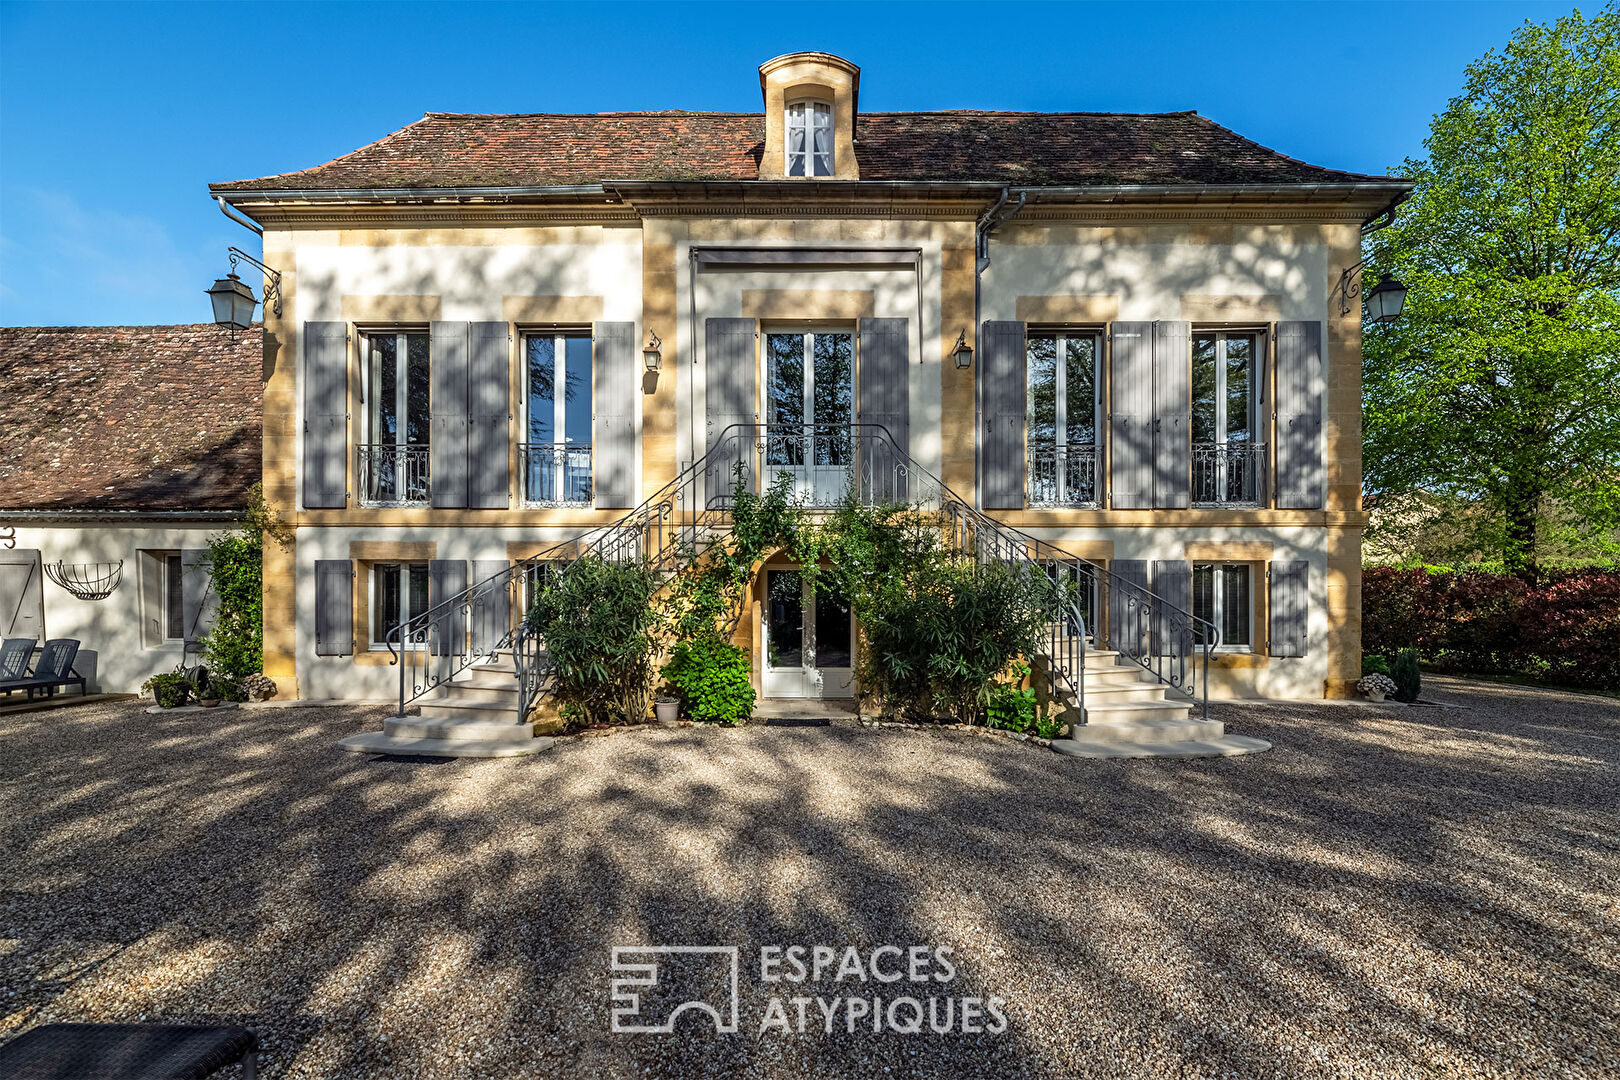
[
  {"xmin": 763, "ymin": 569, "xmax": 854, "ymax": 699},
  {"xmin": 764, "ymin": 329, "xmax": 854, "ymax": 504}
]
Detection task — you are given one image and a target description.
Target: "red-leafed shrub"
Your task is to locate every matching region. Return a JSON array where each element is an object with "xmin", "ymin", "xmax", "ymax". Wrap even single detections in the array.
[{"xmin": 1363, "ymin": 566, "xmax": 1620, "ymax": 691}]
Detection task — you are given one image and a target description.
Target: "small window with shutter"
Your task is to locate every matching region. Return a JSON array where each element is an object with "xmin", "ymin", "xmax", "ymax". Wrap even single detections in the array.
[
  {"xmin": 1192, "ymin": 562, "xmax": 1254, "ymax": 652},
  {"xmin": 371, "ymin": 562, "xmax": 430, "ymax": 649}
]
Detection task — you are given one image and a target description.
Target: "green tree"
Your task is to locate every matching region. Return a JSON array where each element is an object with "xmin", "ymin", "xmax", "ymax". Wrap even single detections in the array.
[{"xmin": 1363, "ymin": 4, "xmax": 1620, "ymax": 580}]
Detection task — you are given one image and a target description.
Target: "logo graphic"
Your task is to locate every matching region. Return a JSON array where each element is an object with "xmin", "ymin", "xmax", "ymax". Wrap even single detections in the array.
[{"xmin": 610, "ymin": 946, "xmax": 740, "ymax": 1034}]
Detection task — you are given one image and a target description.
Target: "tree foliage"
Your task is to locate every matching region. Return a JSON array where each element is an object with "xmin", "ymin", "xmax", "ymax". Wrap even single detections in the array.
[
  {"xmin": 1363, "ymin": 4, "xmax": 1620, "ymax": 578},
  {"xmin": 198, "ymin": 483, "xmax": 290, "ymax": 684}
]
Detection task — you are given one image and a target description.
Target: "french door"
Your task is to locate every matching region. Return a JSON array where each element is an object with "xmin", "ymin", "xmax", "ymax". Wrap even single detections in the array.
[
  {"xmin": 763, "ymin": 569, "xmax": 854, "ymax": 699},
  {"xmin": 764, "ymin": 328, "xmax": 854, "ymax": 503}
]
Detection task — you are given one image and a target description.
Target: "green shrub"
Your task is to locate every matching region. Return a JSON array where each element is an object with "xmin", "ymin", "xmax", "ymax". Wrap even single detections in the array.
[
  {"xmin": 526, "ymin": 554, "xmax": 666, "ymax": 727},
  {"xmin": 1391, "ymin": 648, "xmax": 1423, "ymax": 703},
  {"xmin": 1032, "ymin": 712, "xmax": 1066, "ymax": 741},
  {"xmin": 1362, "ymin": 654, "xmax": 1391, "ymax": 676},
  {"xmin": 142, "ymin": 672, "xmax": 191, "ymax": 709},
  {"xmin": 985, "ymin": 662, "xmax": 1037, "ymax": 732},
  {"xmin": 661, "ymin": 634, "xmax": 755, "ymax": 725}
]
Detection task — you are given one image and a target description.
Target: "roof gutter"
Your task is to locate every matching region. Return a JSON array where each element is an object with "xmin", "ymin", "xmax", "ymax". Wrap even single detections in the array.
[
  {"xmin": 2, "ymin": 509, "xmax": 245, "ymax": 524},
  {"xmin": 216, "ymin": 195, "xmax": 264, "ymax": 235},
  {"xmin": 213, "ymin": 183, "xmax": 618, "ymax": 204}
]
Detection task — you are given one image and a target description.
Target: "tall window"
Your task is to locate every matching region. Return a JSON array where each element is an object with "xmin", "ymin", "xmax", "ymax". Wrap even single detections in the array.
[
  {"xmin": 1193, "ymin": 562, "xmax": 1252, "ymax": 650},
  {"xmin": 1191, "ymin": 331, "xmax": 1262, "ymax": 505},
  {"xmin": 360, "ymin": 331, "xmax": 431, "ymax": 505},
  {"xmin": 164, "ymin": 553, "xmax": 184, "ymax": 641},
  {"xmin": 786, "ymin": 100, "xmax": 834, "ymax": 177},
  {"xmin": 763, "ymin": 329, "xmax": 853, "ymax": 502},
  {"xmin": 523, "ymin": 332, "xmax": 593, "ymax": 504},
  {"xmin": 373, "ymin": 562, "xmax": 429, "ymax": 647},
  {"xmin": 1026, "ymin": 332, "xmax": 1100, "ymax": 505}
]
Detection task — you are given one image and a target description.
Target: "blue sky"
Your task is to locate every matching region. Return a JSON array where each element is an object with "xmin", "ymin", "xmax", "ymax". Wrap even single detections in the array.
[{"xmin": 0, "ymin": 0, "xmax": 1573, "ymax": 327}]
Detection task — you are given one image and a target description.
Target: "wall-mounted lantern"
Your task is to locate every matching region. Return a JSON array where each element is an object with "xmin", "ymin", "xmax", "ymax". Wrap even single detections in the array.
[
  {"xmin": 643, "ymin": 331, "xmax": 663, "ymax": 372},
  {"xmin": 951, "ymin": 329, "xmax": 973, "ymax": 370},
  {"xmin": 207, "ymin": 246, "xmax": 282, "ymax": 339},
  {"xmin": 1338, "ymin": 262, "xmax": 1408, "ymax": 322}
]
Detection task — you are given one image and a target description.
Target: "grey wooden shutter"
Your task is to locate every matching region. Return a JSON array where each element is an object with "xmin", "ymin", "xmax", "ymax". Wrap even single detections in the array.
[
  {"xmin": 1106, "ymin": 559, "xmax": 1150, "ymax": 660},
  {"xmin": 431, "ymin": 321, "xmax": 471, "ymax": 508},
  {"xmin": 858, "ymin": 317, "xmax": 910, "ymax": 503},
  {"xmin": 1150, "ymin": 560, "xmax": 1192, "ymax": 659},
  {"xmin": 1109, "ymin": 323, "xmax": 1153, "ymax": 509},
  {"xmin": 1276, "ymin": 321, "xmax": 1324, "ymax": 509},
  {"xmin": 1269, "ymin": 559, "xmax": 1309, "ymax": 657},
  {"xmin": 1152, "ymin": 321, "xmax": 1191, "ymax": 509},
  {"xmin": 467, "ymin": 322, "xmax": 510, "ymax": 509},
  {"xmin": 180, "ymin": 548, "xmax": 211, "ymax": 641},
  {"xmin": 303, "ymin": 322, "xmax": 349, "ymax": 509},
  {"xmin": 705, "ymin": 318, "xmax": 757, "ymax": 506},
  {"xmin": 428, "ymin": 560, "xmax": 468, "ymax": 657},
  {"xmin": 981, "ymin": 320, "xmax": 1027, "ymax": 510},
  {"xmin": 314, "ymin": 560, "xmax": 353, "ymax": 657},
  {"xmin": 0, "ymin": 549, "xmax": 45, "ymax": 641},
  {"xmin": 592, "ymin": 321, "xmax": 637, "ymax": 509},
  {"xmin": 469, "ymin": 559, "xmax": 510, "ymax": 656}
]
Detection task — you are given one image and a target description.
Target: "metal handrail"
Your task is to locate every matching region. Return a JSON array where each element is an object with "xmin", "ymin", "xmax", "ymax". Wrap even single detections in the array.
[
  {"xmin": 388, "ymin": 422, "xmax": 1217, "ymax": 726},
  {"xmin": 1192, "ymin": 441, "xmax": 1267, "ymax": 507}
]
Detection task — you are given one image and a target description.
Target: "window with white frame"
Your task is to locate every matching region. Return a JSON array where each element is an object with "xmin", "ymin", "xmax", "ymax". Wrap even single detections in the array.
[
  {"xmin": 523, "ymin": 331, "xmax": 593, "ymax": 505},
  {"xmin": 360, "ymin": 330, "xmax": 431, "ymax": 505},
  {"xmin": 1193, "ymin": 562, "xmax": 1253, "ymax": 651},
  {"xmin": 372, "ymin": 562, "xmax": 430, "ymax": 648},
  {"xmin": 162, "ymin": 553, "xmax": 184, "ymax": 641},
  {"xmin": 786, "ymin": 100, "xmax": 834, "ymax": 177},
  {"xmin": 1026, "ymin": 331, "xmax": 1101, "ymax": 505},
  {"xmin": 1191, "ymin": 331, "xmax": 1263, "ymax": 505}
]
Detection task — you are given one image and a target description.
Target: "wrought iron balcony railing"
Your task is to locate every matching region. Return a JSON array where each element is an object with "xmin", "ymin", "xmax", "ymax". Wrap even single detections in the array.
[
  {"xmin": 1191, "ymin": 442, "xmax": 1267, "ymax": 507},
  {"xmin": 1028, "ymin": 441, "xmax": 1099, "ymax": 507},
  {"xmin": 357, "ymin": 443, "xmax": 430, "ymax": 506},
  {"xmin": 520, "ymin": 442, "xmax": 592, "ymax": 506}
]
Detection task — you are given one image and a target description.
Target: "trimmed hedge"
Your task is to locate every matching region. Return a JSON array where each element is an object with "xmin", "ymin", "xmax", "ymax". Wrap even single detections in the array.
[{"xmin": 1363, "ymin": 567, "xmax": 1620, "ymax": 691}]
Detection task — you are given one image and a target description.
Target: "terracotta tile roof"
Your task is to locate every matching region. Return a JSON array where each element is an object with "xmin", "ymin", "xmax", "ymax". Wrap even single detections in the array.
[
  {"xmin": 0, "ymin": 325, "xmax": 262, "ymax": 512},
  {"xmin": 211, "ymin": 110, "xmax": 1388, "ymax": 192}
]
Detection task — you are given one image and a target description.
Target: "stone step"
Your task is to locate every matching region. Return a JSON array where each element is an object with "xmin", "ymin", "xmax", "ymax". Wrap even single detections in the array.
[
  {"xmin": 427, "ymin": 682, "xmax": 519, "ymax": 706},
  {"xmin": 471, "ymin": 658, "xmax": 519, "ymax": 675},
  {"xmin": 1081, "ymin": 699, "xmax": 1195, "ymax": 725},
  {"xmin": 1078, "ymin": 666, "xmax": 1157, "ymax": 688},
  {"xmin": 339, "ymin": 730, "xmax": 554, "ymax": 759},
  {"xmin": 1050, "ymin": 732, "xmax": 1270, "ymax": 759},
  {"xmin": 1072, "ymin": 682, "xmax": 1171, "ymax": 704},
  {"xmin": 453, "ymin": 669, "xmax": 523, "ymax": 691},
  {"xmin": 417, "ymin": 698, "xmax": 523, "ymax": 724},
  {"xmin": 1066, "ymin": 716, "xmax": 1225, "ymax": 742},
  {"xmin": 385, "ymin": 714, "xmax": 536, "ymax": 742}
]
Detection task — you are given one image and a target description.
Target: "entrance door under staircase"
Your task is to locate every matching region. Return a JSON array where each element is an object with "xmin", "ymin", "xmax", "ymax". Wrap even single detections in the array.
[{"xmin": 763, "ymin": 569, "xmax": 854, "ymax": 699}]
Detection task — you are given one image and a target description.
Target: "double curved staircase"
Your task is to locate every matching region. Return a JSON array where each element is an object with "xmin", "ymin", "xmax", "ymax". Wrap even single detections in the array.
[{"xmin": 339, "ymin": 425, "xmax": 1267, "ymax": 760}]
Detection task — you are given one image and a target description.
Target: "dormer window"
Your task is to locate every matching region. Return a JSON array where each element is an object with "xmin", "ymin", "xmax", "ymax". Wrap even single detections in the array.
[{"xmin": 786, "ymin": 100, "xmax": 834, "ymax": 177}]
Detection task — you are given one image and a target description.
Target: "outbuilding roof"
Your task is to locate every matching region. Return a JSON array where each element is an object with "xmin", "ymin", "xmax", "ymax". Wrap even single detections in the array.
[
  {"xmin": 212, "ymin": 110, "xmax": 1392, "ymax": 193},
  {"xmin": 0, "ymin": 324, "xmax": 262, "ymax": 513}
]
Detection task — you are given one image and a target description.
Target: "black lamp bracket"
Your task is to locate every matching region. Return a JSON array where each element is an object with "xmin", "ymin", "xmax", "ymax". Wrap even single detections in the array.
[
  {"xmin": 229, "ymin": 247, "xmax": 283, "ymax": 317},
  {"xmin": 1336, "ymin": 260, "xmax": 1368, "ymax": 317}
]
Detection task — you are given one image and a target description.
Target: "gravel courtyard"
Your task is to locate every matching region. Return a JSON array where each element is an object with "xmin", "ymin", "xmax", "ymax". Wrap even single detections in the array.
[{"xmin": 2, "ymin": 677, "xmax": 1616, "ymax": 1079}]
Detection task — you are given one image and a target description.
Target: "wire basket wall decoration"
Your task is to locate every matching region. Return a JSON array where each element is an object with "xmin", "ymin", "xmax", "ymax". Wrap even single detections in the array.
[{"xmin": 45, "ymin": 559, "xmax": 124, "ymax": 601}]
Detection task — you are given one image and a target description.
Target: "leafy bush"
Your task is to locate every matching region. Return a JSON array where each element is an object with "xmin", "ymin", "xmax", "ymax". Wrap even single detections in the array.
[
  {"xmin": 819, "ymin": 502, "xmax": 1062, "ymax": 723},
  {"xmin": 661, "ymin": 634, "xmax": 755, "ymax": 725},
  {"xmin": 142, "ymin": 672, "xmax": 191, "ymax": 709},
  {"xmin": 199, "ymin": 531, "xmax": 262, "ymax": 680},
  {"xmin": 1032, "ymin": 712, "xmax": 1067, "ymax": 741},
  {"xmin": 985, "ymin": 662, "xmax": 1037, "ymax": 732},
  {"xmin": 1363, "ymin": 565, "xmax": 1620, "ymax": 690},
  {"xmin": 1362, "ymin": 654, "xmax": 1391, "ymax": 676},
  {"xmin": 526, "ymin": 555, "xmax": 667, "ymax": 727},
  {"xmin": 1391, "ymin": 648, "xmax": 1423, "ymax": 703}
]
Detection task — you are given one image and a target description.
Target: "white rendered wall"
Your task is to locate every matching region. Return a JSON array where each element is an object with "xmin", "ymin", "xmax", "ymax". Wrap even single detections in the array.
[{"xmin": 9, "ymin": 523, "xmax": 225, "ymax": 693}]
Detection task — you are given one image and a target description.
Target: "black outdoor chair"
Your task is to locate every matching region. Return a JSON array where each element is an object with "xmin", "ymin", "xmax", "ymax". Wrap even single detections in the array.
[
  {"xmin": 0, "ymin": 636, "xmax": 35, "ymax": 682},
  {"xmin": 0, "ymin": 637, "xmax": 85, "ymax": 701},
  {"xmin": 0, "ymin": 1022, "xmax": 257, "ymax": 1079}
]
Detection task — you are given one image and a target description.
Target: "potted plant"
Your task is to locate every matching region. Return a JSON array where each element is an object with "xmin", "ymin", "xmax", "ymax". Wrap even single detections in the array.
[
  {"xmin": 1357, "ymin": 673, "xmax": 1397, "ymax": 703},
  {"xmin": 142, "ymin": 672, "xmax": 191, "ymax": 710},
  {"xmin": 654, "ymin": 691, "xmax": 681, "ymax": 726}
]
